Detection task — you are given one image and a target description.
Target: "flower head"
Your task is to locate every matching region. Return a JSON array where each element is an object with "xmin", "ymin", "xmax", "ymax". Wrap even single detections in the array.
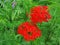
[
  {"xmin": 17, "ymin": 22, "xmax": 41, "ymax": 41},
  {"xmin": 30, "ymin": 6, "xmax": 51, "ymax": 24}
]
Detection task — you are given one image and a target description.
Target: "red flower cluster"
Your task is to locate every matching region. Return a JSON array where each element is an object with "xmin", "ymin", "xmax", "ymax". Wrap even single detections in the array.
[
  {"xmin": 17, "ymin": 6, "xmax": 51, "ymax": 41},
  {"xmin": 17, "ymin": 22, "xmax": 41, "ymax": 41},
  {"xmin": 30, "ymin": 6, "xmax": 51, "ymax": 24}
]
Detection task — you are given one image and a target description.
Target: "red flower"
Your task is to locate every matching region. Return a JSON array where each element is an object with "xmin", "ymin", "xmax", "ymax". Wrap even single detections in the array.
[
  {"xmin": 30, "ymin": 6, "xmax": 51, "ymax": 24},
  {"xmin": 17, "ymin": 22, "xmax": 41, "ymax": 41}
]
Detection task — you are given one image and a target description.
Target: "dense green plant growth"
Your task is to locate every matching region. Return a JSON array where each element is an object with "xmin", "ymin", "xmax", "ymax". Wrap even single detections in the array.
[{"xmin": 0, "ymin": 0, "xmax": 60, "ymax": 45}]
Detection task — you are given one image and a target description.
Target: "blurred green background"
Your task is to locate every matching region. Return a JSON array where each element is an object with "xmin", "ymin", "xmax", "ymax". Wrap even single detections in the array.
[{"xmin": 0, "ymin": 0, "xmax": 60, "ymax": 45}]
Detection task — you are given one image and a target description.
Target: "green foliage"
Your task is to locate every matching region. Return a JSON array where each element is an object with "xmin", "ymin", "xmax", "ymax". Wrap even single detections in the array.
[{"xmin": 0, "ymin": 0, "xmax": 60, "ymax": 45}]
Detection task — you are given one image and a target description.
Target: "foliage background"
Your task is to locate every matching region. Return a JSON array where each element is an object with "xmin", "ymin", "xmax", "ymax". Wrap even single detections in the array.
[{"xmin": 0, "ymin": 0, "xmax": 60, "ymax": 45}]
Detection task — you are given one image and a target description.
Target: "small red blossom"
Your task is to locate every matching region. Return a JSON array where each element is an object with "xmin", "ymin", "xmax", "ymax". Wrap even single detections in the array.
[
  {"xmin": 17, "ymin": 22, "xmax": 41, "ymax": 41},
  {"xmin": 30, "ymin": 6, "xmax": 51, "ymax": 24}
]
